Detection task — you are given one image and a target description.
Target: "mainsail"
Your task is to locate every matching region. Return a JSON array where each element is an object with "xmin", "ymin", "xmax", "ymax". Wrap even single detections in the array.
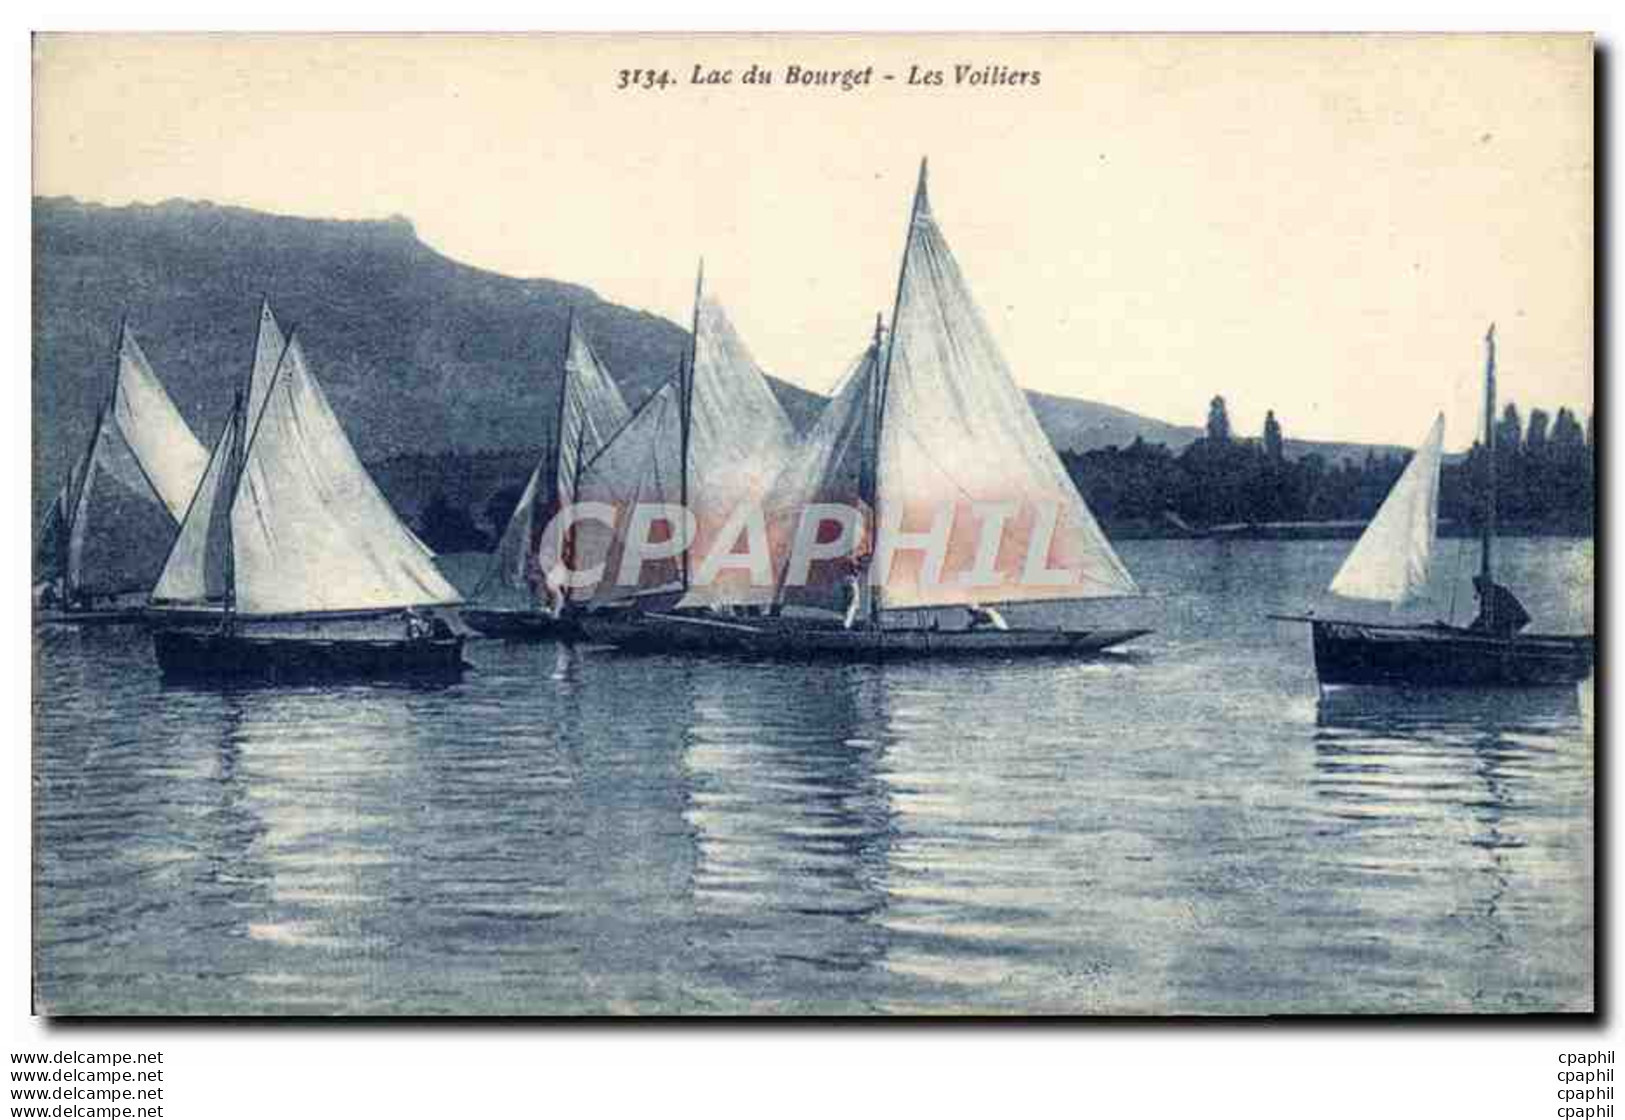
[
  {"xmin": 35, "ymin": 471, "xmax": 75, "ymax": 585},
  {"xmin": 153, "ymin": 302, "xmax": 285, "ymax": 605},
  {"xmin": 870, "ymin": 160, "xmax": 1138, "ymax": 610},
  {"xmin": 765, "ymin": 343, "xmax": 879, "ymax": 614},
  {"xmin": 156, "ymin": 314, "xmax": 459, "ymax": 615},
  {"xmin": 480, "ymin": 314, "xmax": 632, "ymax": 607},
  {"xmin": 676, "ymin": 290, "xmax": 797, "ymax": 608},
  {"xmin": 51, "ymin": 325, "xmax": 209, "ymax": 599},
  {"xmin": 576, "ymin": 377, "xmax": 687, "ymax": 603},
  {"xmin": 67, "ymin": 406, "xmax": 180, "ymax": 598},
  {"xmin": 579, "ymin": 277, "xmax": 795, "ymax": 608},
  {"xmin": 151, "ymin": 408, "xmax": 241, "ymax": 604},
  {"xmin": 244, "ymin": 299, "xmax": 288, "ymax": 437},
  {"xmin": 1328, "ymin": 414, "xmax": 1445, "ymax": 603},
  {"xmin": 111, "ymin": 326, "xmax": 210, "ymax": 521},
  {"xmin": 230, "ymin": 335, "xmax": 461, "ymax": 615}
]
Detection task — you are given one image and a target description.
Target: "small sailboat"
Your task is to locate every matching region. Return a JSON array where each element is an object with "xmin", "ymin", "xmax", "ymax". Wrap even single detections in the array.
[
  {"xmin": 581, "ymin": 160, "xmax": 1151, "ymax": 658},
  {"xmin": 1272, "ymin": 325, "xmax": 1593, "ymax": 687},
  {"xmin": 36, "ymin": 322, "xmax": 209, "ymax": 623},
  {"xmin": 567, "ymin": 265, "xmax": 797, "ymax": 627},
  {"xmin": 147, "ymin": 302, "xmax": 468, "ymax": 681},
  {"xmin": 462, "ymin": 311, "xmax": 632, "ymax": 639}
]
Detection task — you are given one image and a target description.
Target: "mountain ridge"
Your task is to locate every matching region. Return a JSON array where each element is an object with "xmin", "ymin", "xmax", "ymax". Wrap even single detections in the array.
[{"xmin": 32, "ymin": 196, "xmax": 1393, "ymax": 526}]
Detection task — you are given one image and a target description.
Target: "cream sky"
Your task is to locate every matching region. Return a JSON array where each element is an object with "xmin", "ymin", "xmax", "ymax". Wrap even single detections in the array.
[{"xmin": 34, "ymin": 33, "xmax": 1592, "ymax": 447}]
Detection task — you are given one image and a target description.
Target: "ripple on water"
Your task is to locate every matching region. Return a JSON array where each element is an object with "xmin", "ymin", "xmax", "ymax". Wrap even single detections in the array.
[{"xmin": 32, "ymin": 539, "xmax": 1594, "ymax": 1014}]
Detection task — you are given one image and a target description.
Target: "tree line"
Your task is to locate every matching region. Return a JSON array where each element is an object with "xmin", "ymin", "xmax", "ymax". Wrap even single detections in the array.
[
  {"xmin": 405, "ymin": 395, "xmax": 1595, "ymax": 552},
  {"xmin": 1060, "ymin": 397, "xmax": 1594, "ymax": 535}
]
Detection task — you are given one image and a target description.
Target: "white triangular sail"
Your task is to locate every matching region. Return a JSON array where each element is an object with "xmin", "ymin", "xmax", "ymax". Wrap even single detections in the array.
[
  {"xmin": 677, "ymin": 291, "xmax": 796, "ymax": 608},
  {"xmin": 482, "ymin": 317, "xmax": 632, "ymax": 606},
  {"xmin": 873, "ymin": 163, "xmax": 1138, "ymax": 610},
  {"xmin": 38, "ymin": 436, "xmax": 89, "ymax": 586},
  {"xmin": 765, "ymin": 346, "xmax": 878, "ymax": 614},
  {"xmin": 576, "ymin": 379, "xmax": 686, "ymax": 604},
  {"xmin": 151, "ymin": 411, "xmax": 240, "ymax": 604},
  {"xmin": 55, "ymin": 326, "xmax": 209, "ymax": 599},
  {"xmin": 245, "ymin": 300, "xmax": 287, "ymax": 437},
  {"xmin": 230, "ymin": 335, "xmax": 461, "ymax": 615},
  {"xmin": 35, "ymin": 479, "xmax": 73, "ymax": 584},
  {"xmin": 152, "ymin": 303, "xmax": 286, "ymax": 604},
  {"xmin": 113, "ymin": 327, "xmax": 209, "ymax": 521},
  {"xmin": 483, "ymin": 462, "xmax": 549, "ymax": 608},
  {"xmin": 1328, "ymin": 414, "xmax": 1445, "ymax": 603},
  {"xmin": 65, "ymin": 407, "xmax": 179, "ymax": 597}
]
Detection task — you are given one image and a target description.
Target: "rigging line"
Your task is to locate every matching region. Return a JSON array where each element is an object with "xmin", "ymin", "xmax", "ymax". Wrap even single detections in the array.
[
  {"xmin": 574, "ymin": 372, "xmax": 680, "ymax": 481},
  {"xmin": 64, "ymin": 410, "xmax": 111, "ymax": 597},
  {"xmin": 102, "ymin": 331, "xmax": 178, "ymax": 521},
  {"xmin": 63, "ymin": 402, "xmax": 106, "ymax": 542},
  {"xmin": 236, "ymin": 329, "xmax": 299, "ymax": 474},
  {"xmin": 108, "ymin": 405, "xmax": 177, "ymax": 527}
]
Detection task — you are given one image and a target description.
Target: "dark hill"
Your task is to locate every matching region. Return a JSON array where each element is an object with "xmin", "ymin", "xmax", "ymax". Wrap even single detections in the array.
[
  {"xmin": 33, "ymin": 196, "xmax": 1389, "ymax": 528},
  {"xmin": 33, "ymin": 196, "xmax": 822, "ymax": 514}
]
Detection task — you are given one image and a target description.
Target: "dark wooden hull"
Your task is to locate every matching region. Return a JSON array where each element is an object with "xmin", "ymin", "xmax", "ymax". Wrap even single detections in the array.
[
  {"xmin": 152, "ymin": 624, "xmax": 466, "ymax": 684},
  {"xmin": 1309, "ymin": 620, "xmax": 1593, "ymax": 688},
  {"xmin": 580, "ymin": 611, "xmax": 1151, "ymax": 661},
  {"xmin": 461, "ymin": 608, "xmax": 583, "ymax": 641},
  {"xmin": 36, "ymin": 607, "xmax": 150, "ymax": 627}
]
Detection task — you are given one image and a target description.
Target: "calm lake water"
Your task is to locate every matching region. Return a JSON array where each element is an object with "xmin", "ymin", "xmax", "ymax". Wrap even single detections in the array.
[{"xmin": 32, "ymin": 538, "xmax": 1594, "ymax": 1015}]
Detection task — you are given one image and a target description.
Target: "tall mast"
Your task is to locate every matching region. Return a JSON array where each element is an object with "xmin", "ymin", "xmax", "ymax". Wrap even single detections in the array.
[
  {"xmin": 552, "ymin": 308, "xmax": 578, "ymax": 519},
  {"xmin": 870, "ymin": 157, "xmax": 929, "ymax": 623},
  {"xmin": 551, "ymin": 308, "xmax": 584, "ymax": 610},
  {"xmin": 1480, "ymin": 323, "xmax": 1497, "ymax": 592},
  {"xmin": 71, "ymin": 315, "xmax": 126, "ymax": 530},
  {"xmin": 227, "ymin": 311, "xmax": 293, "ymax": 624},
  {"xmin": 109, "ymin": 316, "xmax": 129, "ymax": 413},
  {"xmin": 680, "ymin": 259, "xmax": 703, "ymax": 593},
  {"xmin": 63, "ymin": 403, "xmax": 107, "ymax": 599},
  {"xmin": 862, "ymin": 313, "xmax": 885, "ymax": 624},
  {"xmin": 226, "ymin": 304, "xmax": 273, "ymax": 624},
  {"xmin": 561, "ymin": 393, "xmax": 595, "ymax": 612},
  {"xmin": 222, "ymin": 388, "xmax": 243, "ymax": 624}
]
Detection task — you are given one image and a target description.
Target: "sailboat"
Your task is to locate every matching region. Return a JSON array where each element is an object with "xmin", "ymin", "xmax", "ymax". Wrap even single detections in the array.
[
  {"xmin": 462, "ymin": 310, "xmax": 632, "ymax": 639},
  {"xmin": 1272, "ymin": 325, "xmax": 1593, "ymax": 687},
  {"xmin": 36, "ymin": 322, "xmax": 210, "ymax": 623},
  {"xmin": 147, "ymin": 302, "xmax": 468, "ymax": 680},
  {"xmin": 580, "ymin": 160, "xmax": 1151, "ymax": 658},
  {"xmin": 565, "ymin": 266, "xmax": 797, "ymax": 629}
]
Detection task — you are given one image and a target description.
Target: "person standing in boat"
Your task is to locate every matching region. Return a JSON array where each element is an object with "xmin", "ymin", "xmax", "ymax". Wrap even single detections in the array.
[
  {"xmin": 839, "ymin": 509, "xmax": 878, "ymax": 630},
  {"xmin": 842, "ymin": 562, "xmax": 863, "ymax": 629},
  {"xmin": 1468, "ymin": 574, "xmax": 1531, "ymax": 637},
  {"xmin": 524, "ymin": 532, "xmax": 568, "ymax": 619},
  {"xmin": 966, "ymin": 602, "xmax": 1009, "ymax": 631},
  {"xmin": 404, "ymin": 608, "xmax": 432, "ymax": 641},
  {"xmin": 539, "ymin": 568, "xmax": 567, "ymax": 619},
  {"xmin": 840, "ymin": 550, "xmax": 876, "ymax": 630}
]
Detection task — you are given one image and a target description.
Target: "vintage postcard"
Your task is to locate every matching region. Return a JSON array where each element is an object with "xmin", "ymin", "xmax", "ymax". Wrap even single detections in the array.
[{"xmin": 30, "ymin": 33, "xmax": 1593, "ymax": 1016}]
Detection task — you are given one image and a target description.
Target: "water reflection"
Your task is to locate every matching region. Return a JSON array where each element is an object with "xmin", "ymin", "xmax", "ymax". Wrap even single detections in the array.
[
  {"xmin": 1310, "ymin": 686, "xmax": 1591, "ymax": 1011},
  {"xmin": 681, "ymin": 662, "xmax": 896, "ymax": 1011},
  {"xmin": 32, "ymin": 540, "xmax": 1594, "ymax": 1015}
]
